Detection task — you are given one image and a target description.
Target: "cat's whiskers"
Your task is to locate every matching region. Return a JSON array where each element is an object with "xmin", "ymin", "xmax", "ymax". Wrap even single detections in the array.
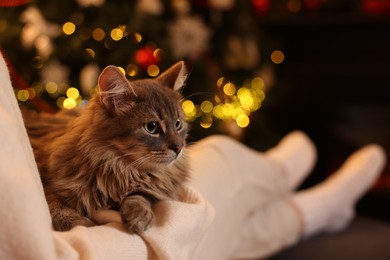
[{"xmin": 127, "ymin": 154, "xmax": 154, "ymax": 170}]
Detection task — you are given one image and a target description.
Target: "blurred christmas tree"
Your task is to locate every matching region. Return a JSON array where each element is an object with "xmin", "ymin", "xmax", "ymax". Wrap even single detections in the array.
[{"xmin": 1, "ymin": 0, "xmax": 388, "ymax": 141}]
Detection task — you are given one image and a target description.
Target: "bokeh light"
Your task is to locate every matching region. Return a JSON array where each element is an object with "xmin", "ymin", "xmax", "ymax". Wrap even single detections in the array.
[
  {"xmin": 63, "ymin": 22, "xmax": 76, "ymax": 35},
  {"xmin": 147, "ymin": 65, "xmax": 160, "ymax": 77},
  {"xmin": 271, "ymin": 50, "xmax": 285, "ymax": 64},
  {"xmin": 92, "ymin": 28, "xmax": 105, "ymax": 41}
]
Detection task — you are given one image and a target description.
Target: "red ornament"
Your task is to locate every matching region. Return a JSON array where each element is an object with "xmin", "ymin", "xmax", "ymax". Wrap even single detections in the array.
[
  {"xmin": 190, "ymin": 0, "xmax": 209, "ymax": 8},
  {"xmin": 303, "ymin": 0, "xmax": 324, "ymax": 11},
  {"xmin": 0, "ymin": 0, "xmax": 31, "ymax": 6},
  {"xmin": 252, "ymin": 0, "xmax": 271, "ymax": 15},
  {"xmin": 135, "ymin": 47, "xmax": 159, "ymax": 70},
  {"xmin": 362, "ymin": 0, "xmax": 390, "ymax": 15}
]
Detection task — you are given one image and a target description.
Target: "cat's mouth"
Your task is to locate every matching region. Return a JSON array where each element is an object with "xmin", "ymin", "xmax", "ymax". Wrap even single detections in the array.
[{"xmin": 147, "ymin": 150, "xmax": 182, "ymax": 166}]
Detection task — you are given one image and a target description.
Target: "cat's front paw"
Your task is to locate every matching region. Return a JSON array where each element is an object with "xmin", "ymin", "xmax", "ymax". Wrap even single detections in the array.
[
  {"xmin": 53, "ymin": 215, "xmax": 95, "ymax": 231},
  {"xmin": 120, "ymin": 195, "xmax": 154, "ymax": 234}
]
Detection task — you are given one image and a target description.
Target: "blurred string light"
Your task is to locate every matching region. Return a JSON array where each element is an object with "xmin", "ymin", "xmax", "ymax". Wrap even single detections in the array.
[
  {"xmin": 62, "ymin": 22, "xmax": 76, "ymax": 35},
  {"xmin": 19, "ymin": 17, "xmax": 267, "ymax": 130},
  {"xmin": 182, "ymin": 77, "xmax": 266, "ymax": 129},
  {"xmin": 21, "ymin": 22, "xmax": 160, "ymax": 110},
  {"xmin": 271, "ymin": 50, "xmax": 285, "ymax": 64}
]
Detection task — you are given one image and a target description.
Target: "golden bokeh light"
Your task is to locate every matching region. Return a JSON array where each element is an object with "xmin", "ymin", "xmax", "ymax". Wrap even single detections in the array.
[
  {"xmin": 63, "ymin": 22, "xmax": 76, "ymax": 35},
  {"xmin": 200, "ymin": 116, "xmax": 213, "ymax": 128},
  {"xmin": 56, "ymin": 97, "xmax": 66, "ymax": 108},
  {"xmin": 66, "ymin": 87, "xmax": 80, "ymax": 100},
  {"xmin": 110, "ymin": 28, "xmax": 123, "ymax": 41},
  {"xmin": 200, "ymin": 100, "xmax": 213, "ymax": 113},
  {"xmin": 271, "ymin": 50, "xmax": 285, "ymax": 64},
  {"xmin": 182, "ymin": 100, "xmax": 196, "ymax": 121},
  {"xmin": 147, "ymin": 65, "xmax": 160, "ymax": 77},
  {"xmin": 217, "ymin": 77, "xmax": 225, "ymax": 88},
  {"xmin": 117, "ymin": 66, "xmax": 125, "ymax": 75},
  {"xmin": 236, "ymin": 114, "xmax": 250, "ymax": 128},
  {"xmin": 17, "ymin": 89, "xmax": 29, "ymax": 102},
  {"xmin": 92, "ymin": 28, "xmax": 105, "ymax": 41},
  {"xmin": 126, "ymin": 64, "xmax": 138, "ymax": 77},
  {"xmin": 134, "ymin": 32, "xmax": 142, "ymax": 43},
  {"xmin": 85, "ymin": 48, "xmax": 95, "ymax": 58},
  {"xmin": 46, "ymin": 82, "xmax": 58, "ymax": 94},
  {"xmin": 223, "ymin": 82, "xmax": 236, "ymax": 96},
  {"xmin": 63, "ymin": 98, "xmax": 77, "ymax": 110}
]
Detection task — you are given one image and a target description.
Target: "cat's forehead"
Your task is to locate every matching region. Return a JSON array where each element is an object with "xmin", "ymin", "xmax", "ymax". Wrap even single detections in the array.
[
  {"xmin": 131, "ymin": 79, "xmax": 183, "ymax": 117},
  {"xmin": 133, "ymin": 79, "xmax": 179, "ymax": 99}
]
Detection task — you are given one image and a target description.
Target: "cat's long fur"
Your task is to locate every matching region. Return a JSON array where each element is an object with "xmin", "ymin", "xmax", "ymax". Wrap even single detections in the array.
[{"xmin": 23, "ymin": 62, "xmax": 190, "ymax": 233}]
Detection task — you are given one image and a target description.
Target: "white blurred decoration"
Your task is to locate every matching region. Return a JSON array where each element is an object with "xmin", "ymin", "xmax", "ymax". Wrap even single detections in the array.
[
  {"xmin": 209, "ymin": 0, "xmax": 235, "ymax": 10},
  {"xmin": 80, "ymin": 63, "xmax": 100, "ymax": 95},
  {"xmin": 171, "ymin": 0, "xmax": 191, "ymax": 15},
  {"xmin": 169, "ymin": 15, "xmax": 211, "ymax": 60},
  {"xmin": 224, "ymin": 35, "xmax": 260, "ymax": 70},
  {"xmin": 136, "ymin": 0, "xmax": 163, "ymax": 15},
  {"xmin": 20, "ymin": 7, "xmax": 61, "ymax": 58},
  {"xmin": 75, "ymin": 0, "xmax": 105, "ymax": 8},
  {"xmin": 40, "ymin": 60, "xmax": 70, "ymax": 90}
]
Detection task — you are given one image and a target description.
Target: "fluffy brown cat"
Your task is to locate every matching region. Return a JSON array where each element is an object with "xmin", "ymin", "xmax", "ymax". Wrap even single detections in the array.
[{"xmin": 23, "ymin": 61, "xmax": 189, "ymax": 234}]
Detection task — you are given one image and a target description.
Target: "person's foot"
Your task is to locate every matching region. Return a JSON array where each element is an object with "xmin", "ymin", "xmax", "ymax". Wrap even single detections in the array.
[
  {"xmin": 266, "ymin": 131, "xmax": 317, "ymax": 191},
  {"xmin": 292, "ymin": 144, "xmax": 386, "ymax": 238}
]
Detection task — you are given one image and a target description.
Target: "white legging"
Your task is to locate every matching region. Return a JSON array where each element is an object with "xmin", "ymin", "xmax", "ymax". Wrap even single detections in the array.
[{"xmin": 188, "ymin": 136, "xmax": 301, "ymax": 259}]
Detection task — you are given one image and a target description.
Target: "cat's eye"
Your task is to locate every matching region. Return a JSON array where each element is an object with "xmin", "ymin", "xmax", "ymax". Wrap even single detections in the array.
[
  {"xmin": 175, "ymin": 119, "xmax": 183, "ymax": 130},
  {"xmin": 144, "ymin": 122, "xmax": 159, "ymax": 134}
]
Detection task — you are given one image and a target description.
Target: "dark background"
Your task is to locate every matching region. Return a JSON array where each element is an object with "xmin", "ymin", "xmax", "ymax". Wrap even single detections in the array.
[{"xmin": 244, "ymin": 13, "xmax": 390, "ymax": 221}]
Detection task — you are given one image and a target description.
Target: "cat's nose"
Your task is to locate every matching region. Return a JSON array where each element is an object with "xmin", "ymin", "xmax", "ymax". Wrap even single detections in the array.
[{"xmin": 170, "ymin": 144, "xmax": 183, "ymax": 155}]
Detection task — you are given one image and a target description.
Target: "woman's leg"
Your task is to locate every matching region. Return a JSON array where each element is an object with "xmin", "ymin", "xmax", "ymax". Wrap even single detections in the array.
[
  {"xmin": 231, "ymin": 144, "xmax": 386, "ymax": 259},
  {"xmin": 292, "ymin": 144, "xmax": 386, "ymax": 238},
  {"xmin": 188, "ymin": 132, "xmax": 316, "ymax": 259}
]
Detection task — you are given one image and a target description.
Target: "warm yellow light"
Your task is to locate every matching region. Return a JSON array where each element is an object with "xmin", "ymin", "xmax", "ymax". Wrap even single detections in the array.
[
  {"xmin": 32, "ymin": 82, "xmax": 43, "ymax": 96},
  {"xmin": 85, "ymin": 48, "xmax": 95, "ymax": 58},
  {"xmin": 271, "ymin": 50, "xmax": 285, "ymax": 64},
  {"xmin": 182, "ymin": 100, "xmax": 196, "ymax": 120},
  {"xmin": 17, "ymin": 89, "xmax": 29, "ymax": 102},
  {"xmin": 63, "ymin": 22, "xmax": 76, "ymax": 35},
  {"xmin": 134, "ymin": 32, "xmax": 142, "ymax": 43},
  {"xmin": 92, "ymin": 28, "xmax": 105, "ymax": 41},
  {"xmin": 252, "ymin": 77, "xmax": 265, "ymax": 90},
  {"xmin": 222, "ymin": 103, "xmax": 234, "ymax": 118},
  {"xmin": 153, "ymin": 49, "xmax": 162, "ymax": 60},
  {"xmin": 255, "ymin": 89, "xmax": 265, "ymax": 101},
  {"xmin": 200, "ymin": 100, "xmax": 213, "ymax": 113},
  {"xmin": 213, "ymin": 104, "xmax": 224, "ymax": 119},
  {"xmin": 200, "ymin": 117, "xmax": 213, "ymax": 128},
  {"xmin": 56, "ymin": 97, "xmax": 66, "ymax": 108},
  {"xmin": 63, "ymin": 98, "xmax": 77, "ymax": 110},
  {"xmin": 66, "ymin": 87, "xmax": 80, "ymax": 100},
  {"xmin": 147, "ymin": 65, "xmax": 160, "ymax": 77},
  {"xmin": 232, "ymin": 107, "xmax": 246, "ymax": 119},
  {"xmin": 126, "ymin": 64, "xmax": 138, "ymax": 77},
  {"xmin": 237, "ymin": 88, "xmax": 254, "ymax": 109},
  {"xmin": 110, "ymin": 28, "xmax": 123, "ymax": 41},
  {"xmin": 217, "ymin": 77, "xmax": 225, "ymax": 88},
  {"xmin": 46, "ymin": 82, "xmax": 58, "ymax": 94},
  {"xmin": 223, "ymin": 82, "xmax": 236, "ymax": 96},
  {"xmin": 117, "ymin": 67, "xmax": 125, "ymax": 75},
  {"xmin": 236, "ymin": 114, "xmax": 250, "ymax": 128},
  {"xmin": 27, "ymin": 88, "xmax": 36, "ymax": 100}
]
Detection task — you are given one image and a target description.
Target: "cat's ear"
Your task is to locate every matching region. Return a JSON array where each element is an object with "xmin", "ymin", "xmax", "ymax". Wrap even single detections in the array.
[
  {"xmin": 98, "ymin": 65, "xmax": 135, "ymax": 114},
  {"xmin": 157, "ymin": 61, "xmax": 188, "ymax": 92}
]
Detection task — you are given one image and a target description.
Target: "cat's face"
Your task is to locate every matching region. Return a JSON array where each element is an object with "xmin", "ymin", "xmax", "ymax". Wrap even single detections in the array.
[{"xmin": 92, "ymin": 62, "xmax": 188, "ymax": 171}]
